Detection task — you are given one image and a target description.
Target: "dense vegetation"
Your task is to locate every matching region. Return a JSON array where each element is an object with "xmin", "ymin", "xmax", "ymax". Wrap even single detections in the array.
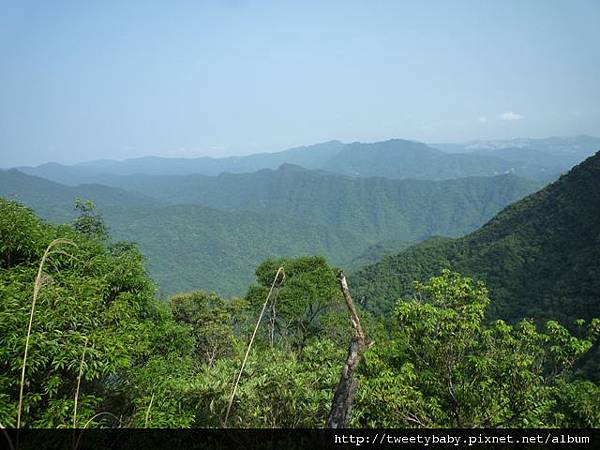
[
  {"xmin": 0, "ymin": 167, "xmax": 538, "ymax": 296},
  {"xmin": 1, "ymin": 198, "xmax": 599, "ymax": 428},
  {"xmin": 354, "ymin": 271, "xmax": 600, "ymax": 427},
  {"xmin": 83, "ymin": 164, "xmax": 540, "ymax": 243},
  {"xmin": 350, "ymin": 151, "xmax": 600, "ymax": 324},
  {"xmin": 0, "ymin": 199, "xmax": 347, "ymax": 427},
  {"xmin": 346, "ymin": 240, "xmax": 412, "ymax": 272},
  {"xmin": 105, "ymin": 204, "xmax": 359, "ymax": 297}
]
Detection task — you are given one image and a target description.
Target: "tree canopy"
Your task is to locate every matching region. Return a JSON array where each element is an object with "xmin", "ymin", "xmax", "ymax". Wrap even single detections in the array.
[{"xmin": 0, "ymin": 198, "xmax": 598, "ymax": 428}]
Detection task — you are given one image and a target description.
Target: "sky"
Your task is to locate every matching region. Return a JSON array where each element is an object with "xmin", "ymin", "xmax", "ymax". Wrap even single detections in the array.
[{"xmin": 1, "ymin": 0, "xmax": 599, "ymax": 167}]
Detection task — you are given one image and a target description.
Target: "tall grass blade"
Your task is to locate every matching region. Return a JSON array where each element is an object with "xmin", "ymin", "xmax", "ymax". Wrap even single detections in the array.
[
  {"xmin": 73, "ymin": 338, "xmax": 88, "ymax": 428},
  {"xmin": 17, "ymin": 238, "xmax": 76, "ymax": 429},
  {"xmin": 144, "ymin": 393, "xmax": 155, "ymax": 428},
  {"xmin": 223, "ymin": 266, "xmax": 285, "ymax": 426}
]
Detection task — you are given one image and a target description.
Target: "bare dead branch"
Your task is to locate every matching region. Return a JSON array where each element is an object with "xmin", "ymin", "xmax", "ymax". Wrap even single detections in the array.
[{"xmin": 327, "ymin": 270, "xmax": 370, "ymax": 428}]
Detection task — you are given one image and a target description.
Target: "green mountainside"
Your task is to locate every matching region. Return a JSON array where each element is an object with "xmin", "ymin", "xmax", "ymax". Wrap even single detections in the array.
[
  {"xmin": 0, "ymin": 169, "xmax": 162, "ymax": 222},
  {"xmin": 0, "ymin": 167, "xmax": 539, "ymax": 297},
  {"xmin": 350, "ymin": 151, "xmax": 600, "ymax": 325},
  {"xmin": 102, "ymin": 204, "xmax": 359, "ymax": 297},
  {"xmin": 65, "ymin": 164, "xmax": 541, "ymax": 244},
  {"xmin": 0, "ymin": 170, "xmax": 358, "ymax": 296},
  {"xmin": 346, "ymin": 239, "xmax": 412, "ymax": 272}
]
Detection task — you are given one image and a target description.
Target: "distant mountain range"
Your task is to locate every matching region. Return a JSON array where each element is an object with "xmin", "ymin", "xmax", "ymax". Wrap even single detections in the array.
[
  {"xmin": 432, "ymin": 135, "xmax": 600, "ymax": 175},
  {"xmin": 0, "ymin": 166, "xmax": 539, "ymax": 297},
  {"xmin": 433, "ymin": 135, "xmax": 600, "ymax": 155},
  {"xmin": 15, "ymin": 135, "xmax": 600, "ymax": 183}
]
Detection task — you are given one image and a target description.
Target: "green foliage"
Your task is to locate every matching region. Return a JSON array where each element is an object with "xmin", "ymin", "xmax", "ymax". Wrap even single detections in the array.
[
  {"xmin": 0, "ymin": 201, "xmax": 47, "ymax": 269},
  {"xmin": 353, "ymin": 271, "xmax": 600, "ymax": 427},
  {"xmin": 346, "ymin": 240, "xmax": 412, "ymax": 272},
  {"xmin": 245, "ymin": 257, "xmax": 350, "ymax": 352},
  {"xmin": 0, "ymin": 198, "xmax": 185, "ymax": 427},
  {"xmin": 170, "ymin": 291, "xmax": 238, "ymax": 365},
  {"xmin": 0, "ymin": 210, "xmax": 350, "ymax": 429},
  {"xmin": 551, "ymin": 379, "xmax": 600, "ymax": 427},
  {"xmin": 97, "ymin": 163, "xmax": 539, "ymax": 252},
  {"xmin": 72, "ymin": 199, "xmax": 108, "ymax": 240},
  {"xmin": 105, "ymin": 203, "xmax": 358, "ymax": 298},
  {"xmin": 186, "ymin": 341, "xmax": 344, "ymax": 428},
  {"xmin": 1, "ymin": 195, "xmax": 599, "ymax": 429},
  {"xmin": 350, "ymin": 151, "xmax": 600, "ymax": 326}
]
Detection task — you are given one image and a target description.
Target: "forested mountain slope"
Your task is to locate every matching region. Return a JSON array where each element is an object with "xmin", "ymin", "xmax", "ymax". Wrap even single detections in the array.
[
  {"xmin": 66, "ymin": 164, "xmax": 541, "ymax": 243},
  {"xmin": 0, "ymin": 169, "xmax": 162, "ymax": 222},
  {"xmin": 3, "ymin": 198, "xmax": 598, "ymax": 428},
  {"xmin": 346, "ymin": 240, "xmax": 412, "ymax": 272},
  {"xmin": 102, "ymin": 204, "xmax": 360, "ymax": 296},
  {"xmin": 0, "ymin": 170, "xmax": 359, "ymax": 296},
  {"xmin": 0, "ymin": 167, "xmax": 539, "ymax": 297},
  {"xmin": 350, "ymin": 151, "xmax": 600, "ymax": 325}
]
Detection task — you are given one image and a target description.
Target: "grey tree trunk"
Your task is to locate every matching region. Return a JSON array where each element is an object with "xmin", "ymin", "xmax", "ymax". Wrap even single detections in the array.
[{"xmin": 327, "ymin": 271, "xmax": 369, "ymax": 428}]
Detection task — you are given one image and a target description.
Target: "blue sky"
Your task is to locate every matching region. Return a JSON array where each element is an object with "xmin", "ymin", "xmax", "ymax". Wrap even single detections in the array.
[{"xmin": 1, "ymin": 0, "xmax": 599, "ymax": 166}]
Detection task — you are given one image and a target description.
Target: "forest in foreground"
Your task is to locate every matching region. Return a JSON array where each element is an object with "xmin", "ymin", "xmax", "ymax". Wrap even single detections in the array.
[{"xmin": 1, "ymin": 176, "xmax": 599, "ymax": 428}]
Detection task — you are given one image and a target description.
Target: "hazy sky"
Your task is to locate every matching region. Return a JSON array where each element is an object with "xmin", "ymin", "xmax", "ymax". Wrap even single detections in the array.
[{"xmin": 1, "ymin": 0, "xmax": 599, "ymax": 167}]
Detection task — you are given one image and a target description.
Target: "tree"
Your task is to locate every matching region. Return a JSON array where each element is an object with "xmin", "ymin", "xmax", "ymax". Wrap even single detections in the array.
[
  {"xmin": 170, "ymin": 291, "xmax": 237, "ymax": 366},
  {"xmin": 188, "ymin": 340, "xmax": 344, "ymax": 427},
  {"xmin": 72, "ymin": 199, "xmax": 108, "ymax": 240},
  {"xmin": 353, "ymin": 270, "xmax": 600, "ymax": 427},
  {"xmin": 0, "ymin": 199, "xmax": 189, "ymax": 427},
  {"xmin": 245, "ymin": 257, "xmax": 349, "ymax": 353}
]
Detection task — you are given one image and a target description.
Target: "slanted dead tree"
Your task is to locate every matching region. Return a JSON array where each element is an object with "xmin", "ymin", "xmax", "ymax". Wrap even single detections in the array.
[{"xmin": 327, "ymin": 270, "xmax": 370, "ymax": 428}]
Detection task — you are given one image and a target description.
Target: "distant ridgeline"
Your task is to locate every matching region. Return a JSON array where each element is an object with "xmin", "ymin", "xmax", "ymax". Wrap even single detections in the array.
[
  {"xmin": 16, "ymin": 135, "xmax": 600, "ymax": 183},
  {"xmin": 350, "ymin": 151, "xmax": 600, "ymax": 326},
  {"xmin": 0, "ymin": 164, "xmax": 539, "ymax": 297}
]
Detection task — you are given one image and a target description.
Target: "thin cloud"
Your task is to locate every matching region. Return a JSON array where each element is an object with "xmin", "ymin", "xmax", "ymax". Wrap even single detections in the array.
[
  {"xmin": 478, "ymin": 117, "xmax": 488, "ymax": 123},
  {"xmin": 500, "ymin": 111, "xmax": 523, "ymax": 121}
]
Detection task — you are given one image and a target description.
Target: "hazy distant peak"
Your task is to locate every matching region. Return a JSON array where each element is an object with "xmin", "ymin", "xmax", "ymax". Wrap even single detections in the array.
[
  {"xmin": 346, "ymin": 138, "xmax": 429, "ymax": 147},
  {"xmin": 380, "ymin": 138, "xmax": 429, "ymax": 145},
  {"xmin": 76, "ymin": 158, "xmax": 121, "ymax": 167},
  {"xmin": 34, "ymin": 162, "xmax": 69, "ymax": 169},
  {"xmin": 342, "ymin": 139, "xmax": 442, "ymax": 155},
  {"xmin": 276, "ymin": 163, "xmax": 308, "ymax": 171},
  {"xmin": 287, "ymin": 139, "xmax": 344, "ymax": 149}
]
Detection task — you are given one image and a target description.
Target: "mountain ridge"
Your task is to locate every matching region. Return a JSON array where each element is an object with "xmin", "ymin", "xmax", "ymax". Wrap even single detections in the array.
[
  {"xmin": 59, "ymin": 163, "xmax": 541, "ymax": 244},
  {"xmin": 349, "ymin": 150, "xmax": 600, "ymax": 325},
  {"xmin": 15, "ymin": 136, "xmax": 598, "ymax": 184}
]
